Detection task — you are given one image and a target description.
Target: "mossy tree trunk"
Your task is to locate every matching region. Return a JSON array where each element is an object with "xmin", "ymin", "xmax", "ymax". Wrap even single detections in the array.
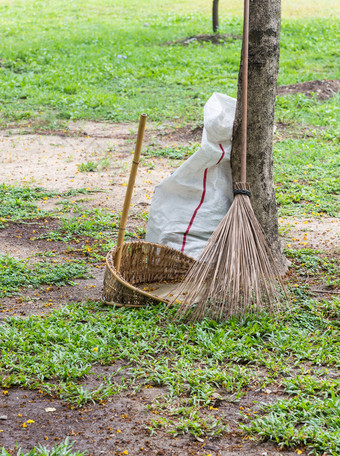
[{"xmin": 231, "ymin": 0, "xmax": 287, "ymax": 273}]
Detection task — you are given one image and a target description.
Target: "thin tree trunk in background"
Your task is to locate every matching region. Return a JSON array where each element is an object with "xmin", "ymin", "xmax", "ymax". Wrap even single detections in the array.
[
  {"xmin": 212, "ymin": 0, "xmax": 219, "ymax": 33},
  {"xmin": 231, "ymin": 0, "xmax": 288, "ymax": 273}
]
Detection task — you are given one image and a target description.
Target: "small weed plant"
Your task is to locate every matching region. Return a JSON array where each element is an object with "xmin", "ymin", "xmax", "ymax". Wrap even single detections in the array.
[
  {"xmin": 77, "ymin": 162, "xmax": 98, "ymax": 173},
  {"xmin": 0, "ymin": 438, "xmax": 86, "ymax": 456}
]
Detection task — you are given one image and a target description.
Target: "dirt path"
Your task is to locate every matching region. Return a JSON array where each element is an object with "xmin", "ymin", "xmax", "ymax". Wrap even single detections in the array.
[{"xmin": 0, "ymin": 121, "xmax": 180, "ymax": 215}]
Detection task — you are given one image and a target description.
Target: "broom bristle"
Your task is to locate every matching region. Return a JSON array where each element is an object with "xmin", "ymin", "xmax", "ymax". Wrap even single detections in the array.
[{"xmin": 171, "ymin": 183, "xmax": 286, "ymax": 322}]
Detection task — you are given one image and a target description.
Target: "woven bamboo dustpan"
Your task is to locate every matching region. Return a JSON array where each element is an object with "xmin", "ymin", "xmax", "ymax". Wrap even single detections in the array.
[{"xmin": 103, "ymin": 114, "xmax": 195, "ymax": 308}]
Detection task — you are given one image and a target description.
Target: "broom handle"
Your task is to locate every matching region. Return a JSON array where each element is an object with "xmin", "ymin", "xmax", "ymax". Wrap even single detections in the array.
[
  {"xmin": 114, "ymin": 113, "xmax": 147, "ymax": 272},
  {"xmin": 241, "ymin": 0, "xmax": 249, "ymax": 183}
]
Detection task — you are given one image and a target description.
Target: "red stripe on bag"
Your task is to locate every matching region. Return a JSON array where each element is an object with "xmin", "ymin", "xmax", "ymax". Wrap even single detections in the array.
[
  {"xmin": 181, "ymin": 144, "xmax": 226, "ymax": 253},
  {"xmin": 181, "ymin": 168, "xmax": 208, "ymax": 252},
  {"xmin": 217, "ymin": 143, "xmax": 225, "ymax": 164}
]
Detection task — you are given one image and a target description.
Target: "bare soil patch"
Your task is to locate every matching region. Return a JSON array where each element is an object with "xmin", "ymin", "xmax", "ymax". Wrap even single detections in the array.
[
  {"xmin": 0, "ymin": 219, "xmax": 107, "ymax": 319},
  {"xmin": 157, "ymin": 124, "xmax": 202, "ymax": 143},
  {"xmin": 0, "ymin": 269, "xmax": 103, "ymax": 319},
  {"xmin": 0, "ymin": 385, "xmax": 299, "ymax": 456},
  {"xmin": 167, "ymin": 34, "xmax": 242, "ymax": 46},
  {"xmin": 280, "ymin": 216, "xmax": 340, "ymax": 252},
  {"xmin": 0, "ymin": 219, "xmax": 64, "ymax": 260},
  {"xmin": 277, "ymin": 79, "xmax": 340, "ymax": 100}
]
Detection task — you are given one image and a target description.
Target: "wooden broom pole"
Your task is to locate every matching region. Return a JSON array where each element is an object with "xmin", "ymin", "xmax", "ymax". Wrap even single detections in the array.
[
  {"xmin": 241, "ymin": 0, "xmax": 249, "ymax": 183},
  {"xmin": 114, "ymin": 113, "xmax": 147, "ymax": 272}
]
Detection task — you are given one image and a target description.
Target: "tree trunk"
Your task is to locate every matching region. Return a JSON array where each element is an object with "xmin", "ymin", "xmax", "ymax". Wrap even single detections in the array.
[
  {"xmin": 212, "ymin": 0, "xmax": 219, "ymax": 33},
  {"xmin": 231, "ymin": 0, "xmax": 288, "ymax": 273}
]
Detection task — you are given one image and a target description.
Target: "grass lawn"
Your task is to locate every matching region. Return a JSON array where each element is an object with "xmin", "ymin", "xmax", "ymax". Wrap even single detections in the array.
[
  {"xmin": 0, "ymin": 0, "xmax": 339, "ymax": 127},
  {"xmin": 0, "ymin": 1, "xmax": 339, "ymax": 455}
]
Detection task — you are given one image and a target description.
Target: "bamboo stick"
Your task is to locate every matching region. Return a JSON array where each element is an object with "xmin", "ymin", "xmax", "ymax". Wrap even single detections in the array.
[{"xmin": 114, "ymin": 113, "xmax": 147, "ymax": 271}]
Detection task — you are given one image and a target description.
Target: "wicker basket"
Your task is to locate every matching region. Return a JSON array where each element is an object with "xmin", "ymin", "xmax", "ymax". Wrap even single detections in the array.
[{"xmin": 103, "ymin": 241, "xmax": 195, "ymax": 307}]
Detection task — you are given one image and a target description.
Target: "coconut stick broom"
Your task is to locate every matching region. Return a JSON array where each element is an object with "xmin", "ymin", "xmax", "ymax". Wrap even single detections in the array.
[{"xmin": 171, "ymin": 0, "xmax": 286, "ymax": 322}]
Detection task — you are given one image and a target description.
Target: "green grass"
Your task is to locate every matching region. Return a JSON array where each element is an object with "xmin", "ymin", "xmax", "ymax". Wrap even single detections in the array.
[
  {"xmin": 36, "ymin": 205, "xmax": 140, "ymax": 260},
  {"xmin": 0, "ymin": 254, "xmax": 89, "ymax": 297},
  {"xmin": 286, "ymin": 249, "xmax": 339, "ymax": 280},
  {"xmin": 276, "ymin": 93, "xmax": 339, "ymax": 128},
  {"xmin": 242, "ymin": 394, "xmax": 340, "ymax": 454},
  {"xmin": 144, "ymin": 142, "xmax": 200, "ymax": 160},
  {"xmin": 1, "ymin": 292, "xmax": 339, "ymax": 451},
  {"xmin": 0, "ymin": 184, "xmax": 139, "ymax": 264},
  {"xmin": 0, "ymin": 185, "xmax": 56, "ymax": 226},
  {"xmin": 274, "ymin": 93, "xmax": 340, "ymax": 217},
  {"xmin": 0, "ymin": 185, "xmax": 93, "ymax": 227},
  {"xmin": 0, "ymin": 1, "xmax": 338, "ymax": 127},
  {"xmin": 40, "ymin": 207, "xmax": 119, "ymax": 242},
  {"xmin": 274, "ymin": 139, "xmax": 339, "ymax": 217}
]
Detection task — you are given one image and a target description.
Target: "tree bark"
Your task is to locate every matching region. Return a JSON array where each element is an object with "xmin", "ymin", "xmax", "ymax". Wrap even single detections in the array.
[
  {"xmin": 231, "ymin": 0, "xmax": 288, "ymax": 273},
  {"xmin": 212, "ymin": 0, "xmax": 219, "ymax": 33}
]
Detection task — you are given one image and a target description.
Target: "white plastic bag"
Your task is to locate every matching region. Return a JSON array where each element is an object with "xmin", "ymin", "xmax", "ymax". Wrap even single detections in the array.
[{"xmin": 146, "ymin": 92, "xmax": 236, "ymax": 258}]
